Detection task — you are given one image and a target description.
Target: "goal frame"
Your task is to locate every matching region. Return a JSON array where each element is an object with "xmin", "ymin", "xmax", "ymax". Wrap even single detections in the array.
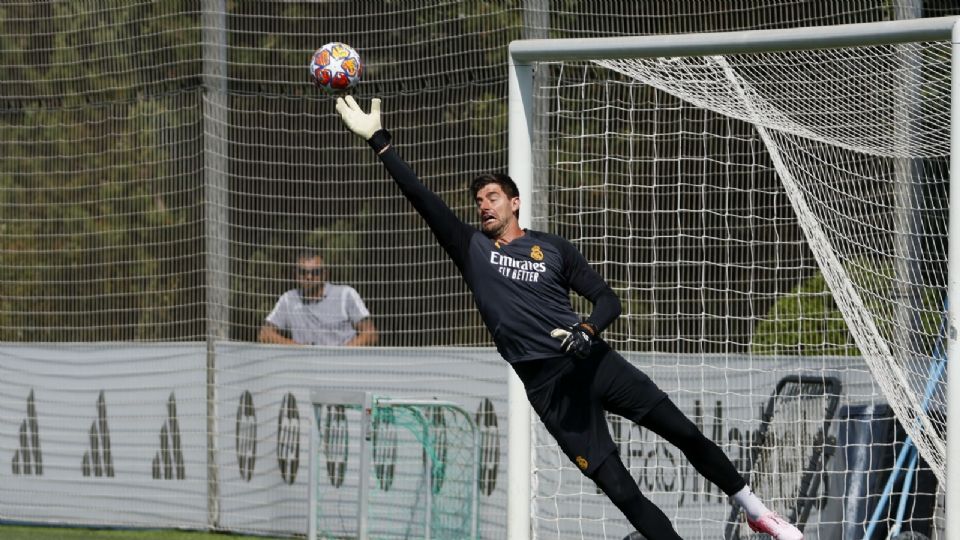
[
  {"xmin": 307, "ymin": 390, "xmax": 480, "ymax": 540},
  {"xmin": 506, "ymin": 16, "xmax": 960, "ymax": 540}
]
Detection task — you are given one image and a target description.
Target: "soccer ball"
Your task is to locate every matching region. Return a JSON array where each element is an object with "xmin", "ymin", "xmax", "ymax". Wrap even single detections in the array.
[{"xmin": 309, "ymin": 42, "xmax": 363, "ymax": 94}]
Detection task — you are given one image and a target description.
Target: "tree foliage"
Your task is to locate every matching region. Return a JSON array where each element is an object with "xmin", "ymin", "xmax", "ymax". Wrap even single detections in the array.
[{"xmin": 752, "ymin": 262, "xmax": 946, "ymax": 357}]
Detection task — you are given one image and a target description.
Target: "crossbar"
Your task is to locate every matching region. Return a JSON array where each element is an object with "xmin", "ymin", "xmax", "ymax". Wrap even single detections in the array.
[{"xmin": 510, "ymin": 16, "xmax": 959, "ymax": 62}]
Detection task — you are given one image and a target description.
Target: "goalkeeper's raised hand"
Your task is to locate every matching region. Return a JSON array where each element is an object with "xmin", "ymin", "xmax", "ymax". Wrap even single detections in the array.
[
  {"xmin": 335, "ymin": 96, "xmax": 391, "ymax": 153},
  {"xmin": 336, "ymin": 96, "xmax": 382, "ymax": 139},
  {"xmin": 550, "ymin": 322, "xmax": 597, "ymax": 360}
]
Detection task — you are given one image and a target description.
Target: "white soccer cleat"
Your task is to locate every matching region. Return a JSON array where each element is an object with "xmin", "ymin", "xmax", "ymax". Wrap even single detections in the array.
[{"xmin": 747, "ymin": 512, "xmax": 803, "ymax": 540}]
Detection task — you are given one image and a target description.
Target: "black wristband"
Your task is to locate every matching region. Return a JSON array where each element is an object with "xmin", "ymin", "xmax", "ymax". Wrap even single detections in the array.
[{"xmin": 367, "ymin": 129, "xmax": 392, "ymax": 154}]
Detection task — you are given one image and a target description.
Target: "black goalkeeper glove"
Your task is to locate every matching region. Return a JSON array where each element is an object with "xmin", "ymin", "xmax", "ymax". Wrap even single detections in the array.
[{"xmin": 550, "ymin": 322, "xmax": 598, "ymax": 360}]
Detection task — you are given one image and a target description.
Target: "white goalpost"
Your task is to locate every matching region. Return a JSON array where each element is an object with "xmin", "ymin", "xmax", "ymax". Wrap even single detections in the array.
[{"xmin": 509, "ymin": 16, "xmax": 960, "ymax": 540}]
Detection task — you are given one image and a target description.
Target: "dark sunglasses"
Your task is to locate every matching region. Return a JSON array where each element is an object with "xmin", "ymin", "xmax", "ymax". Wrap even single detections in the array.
[{"xmin": 296, "ymin": 267, "xmax": 325, "ymax": 277}]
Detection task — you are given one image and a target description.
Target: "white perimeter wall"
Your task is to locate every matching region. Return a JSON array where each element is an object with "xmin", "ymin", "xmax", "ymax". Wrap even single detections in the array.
[{"xmin": 0, "ymin": 343, "xmax": 879, "ymax": 538}]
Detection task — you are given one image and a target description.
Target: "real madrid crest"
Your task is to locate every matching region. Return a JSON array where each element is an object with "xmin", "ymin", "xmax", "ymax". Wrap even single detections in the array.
[{"xmin": 530, "ymin": 245, "xmax": 544, "ymax": 261}]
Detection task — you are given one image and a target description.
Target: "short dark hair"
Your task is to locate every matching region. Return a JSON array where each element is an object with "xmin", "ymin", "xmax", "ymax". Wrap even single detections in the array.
[
  {"xmin": 470, "ymin": 173, "xmax": 519, "ymax": 200},
  {"xmin": 295, "ymin": 250, "xmax": 324, "ymax": 264},
  {"xmin": 293, "ymin": 250, "xmax": 328, "ymax": 279}
]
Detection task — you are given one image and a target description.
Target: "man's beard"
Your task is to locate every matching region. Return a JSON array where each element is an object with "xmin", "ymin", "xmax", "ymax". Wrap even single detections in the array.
[{"xmin": 481, "ymin": 219, "xmax": 506, "ymax": 239}]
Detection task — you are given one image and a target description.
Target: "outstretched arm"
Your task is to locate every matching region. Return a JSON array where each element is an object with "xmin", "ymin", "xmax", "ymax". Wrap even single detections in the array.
[{"xmin": 335, "ymin": 96, "xmax": 473, "ymax": 258}]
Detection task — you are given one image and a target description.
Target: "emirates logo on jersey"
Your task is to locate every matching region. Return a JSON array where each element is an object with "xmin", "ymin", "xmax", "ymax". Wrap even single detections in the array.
[
  {"xmin": 489, "ymin": 252, "xmax": 546, "ymax": 283},
  {"xmin": 530, "ymin": 245, "xmax": 544, "ymax": 261}
]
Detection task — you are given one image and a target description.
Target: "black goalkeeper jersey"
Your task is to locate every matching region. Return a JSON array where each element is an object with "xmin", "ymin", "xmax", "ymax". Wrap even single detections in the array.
[{"xmin": 376, "ymin": 142, "xmax": 621, "ymax": 364}]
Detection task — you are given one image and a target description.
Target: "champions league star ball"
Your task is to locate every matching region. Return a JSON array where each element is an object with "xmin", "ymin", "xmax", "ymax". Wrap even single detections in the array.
[{"xmin": 309, "ymin": 42, "xmax": 363, "ymax": 93}]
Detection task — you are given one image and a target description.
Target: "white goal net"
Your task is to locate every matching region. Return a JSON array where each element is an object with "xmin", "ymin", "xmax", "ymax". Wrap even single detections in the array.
[{"xmin": 516, "ymin": 18, "xmax": 953, "ymax": 540}]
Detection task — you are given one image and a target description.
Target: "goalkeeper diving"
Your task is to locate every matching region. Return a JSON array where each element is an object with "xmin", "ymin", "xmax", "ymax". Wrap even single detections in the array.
[{"xmin": 335, "ymin": 96, "xmax": 803, "ymax": 540}]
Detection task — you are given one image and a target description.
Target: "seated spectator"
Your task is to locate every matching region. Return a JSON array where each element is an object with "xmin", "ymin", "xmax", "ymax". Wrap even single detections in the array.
[{"xmin": 258, "ymin": 251, "xmax": 377, "ymax": 346}]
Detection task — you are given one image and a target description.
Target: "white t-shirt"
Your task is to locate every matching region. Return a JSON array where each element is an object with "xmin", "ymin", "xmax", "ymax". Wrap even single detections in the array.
[{"xmin": 264, "ymin": 284, "xmax": 371, "ymax": 346}]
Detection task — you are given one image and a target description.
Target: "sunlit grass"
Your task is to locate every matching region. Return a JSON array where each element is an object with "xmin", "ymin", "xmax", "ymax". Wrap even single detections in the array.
[{"xmin": 0, "ymin": 524, "xmax": 288, "ymax": 540}]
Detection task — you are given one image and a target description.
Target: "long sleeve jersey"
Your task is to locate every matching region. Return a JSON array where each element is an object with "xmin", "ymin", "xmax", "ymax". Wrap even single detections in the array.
[{"xmin": 373, "ymin": 135, "xmax": 621, "ymax": 364}]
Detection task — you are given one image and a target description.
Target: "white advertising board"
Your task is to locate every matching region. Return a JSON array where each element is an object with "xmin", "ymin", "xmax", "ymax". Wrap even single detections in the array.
[
  {"xmin": 1, "ymin": 343, "xmax": 883, "ymax": 539},
  {"xmin": 0, "ymin": 343, "xmax": 208, "ymax": 528}
]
